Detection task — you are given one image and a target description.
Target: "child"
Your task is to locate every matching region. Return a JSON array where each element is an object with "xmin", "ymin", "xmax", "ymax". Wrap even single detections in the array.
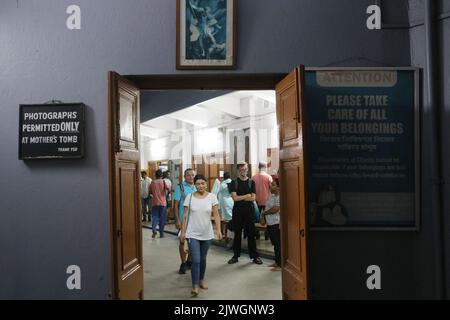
[{"xmin": 261, "ymin": 179, "xmax": 281, "ymax": 271}]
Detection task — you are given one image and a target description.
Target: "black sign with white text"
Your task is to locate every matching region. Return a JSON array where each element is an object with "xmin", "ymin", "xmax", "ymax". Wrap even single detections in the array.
[{"xmin": 19, "ymin": 103, "xmax": 85, "ymax": 159}]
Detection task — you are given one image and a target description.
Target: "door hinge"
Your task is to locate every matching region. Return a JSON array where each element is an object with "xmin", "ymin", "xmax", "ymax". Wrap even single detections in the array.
[
  {"xmin": 299, "ymin": 229, "xmax": 305, "ymax": 237},
  {"xmin": 116, "ymin": 229, "xmax": 123, "ymax": 237}
]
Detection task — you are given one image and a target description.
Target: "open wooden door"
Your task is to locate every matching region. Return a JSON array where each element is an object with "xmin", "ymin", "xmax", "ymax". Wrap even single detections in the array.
[
  {"xmin": 108, "ymin": 71, "xmax": 143, "ymax": 300},
  {"xmin": 276, "ymin": 66, "xmax": 308, "ymax": 300}
]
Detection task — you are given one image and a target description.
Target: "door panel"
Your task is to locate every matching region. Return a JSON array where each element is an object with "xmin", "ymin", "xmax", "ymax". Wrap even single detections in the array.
[
  {"xmin": 283, "ymin": 161, "xmax": 301, "ymax": 269},
  {"xmin": 280, "ymin": 88, "xmax": 299, "ymax": 145},
  {"xmin": 109, "ymin": 71, "xmax": 143, "ymax": 300},
  {"xmin": 118, "ymin": 85, "xmax": 139, "ymax": 149},
  {"xmin": 276, "ymin": 66, "xmax": 308, "ymax": 300},
  {"xmin": 193, "ymin": 154, "xmax": 207, "ymax": 177},
  {"xmin": 119, "ymin": 164, "xmax": 139, "ymax": 269},
  {"xmin": 119, "ymin": 95, "xmax": 135, "ymax": 142},
  {"xmin": 206, "ymin": 154, "xmax": 219, "ymax": 191}
]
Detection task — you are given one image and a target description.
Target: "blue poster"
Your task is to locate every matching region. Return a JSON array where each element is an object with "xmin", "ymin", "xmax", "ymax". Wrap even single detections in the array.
[
  {"xmin": 185, "ymin": 0, "xmax": 227, "ymax": 60},
  {"xmin": 305, "ymin": 69, "xmax": 418, "ymax": 228}
]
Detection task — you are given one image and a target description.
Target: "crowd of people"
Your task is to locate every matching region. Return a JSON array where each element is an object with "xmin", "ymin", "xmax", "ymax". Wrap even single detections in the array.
[{"xmin": 140, "ymin": 161, "xmax": 281, "ymax": 297}]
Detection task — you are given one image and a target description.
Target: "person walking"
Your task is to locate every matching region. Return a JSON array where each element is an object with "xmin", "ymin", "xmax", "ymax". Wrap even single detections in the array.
[
  {"xmin": 252, "ymin": 162, "xmax": 273, "ymax": 240},
  {"xmin": 180, "ymin": 174, "xmax": 222, "ymax": 297},
  {"xmin": 140, "ymin": 170, "xmax": 152, "ymax": 222},
  {"xmin": 227, "ymin": 162, "xmax": 263, "ymax": 265},
  {"xmin": 149, "ymin": 169, "xmax": 169, "ymax": 238},
  {"xmin": 174, "ymin": 168, "xmax": 197, "ymax": 274}
]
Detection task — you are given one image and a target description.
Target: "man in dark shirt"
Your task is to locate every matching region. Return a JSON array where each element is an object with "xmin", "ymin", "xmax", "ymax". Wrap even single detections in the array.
[{"xmin": 227, "ymin": 162, "xmax": 263, "ymax": 265}]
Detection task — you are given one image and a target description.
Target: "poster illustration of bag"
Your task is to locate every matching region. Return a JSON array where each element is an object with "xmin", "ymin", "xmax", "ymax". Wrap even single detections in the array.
[{"xmin": 310, "ymin": 185, "xmax": 348, "ymax": 226}]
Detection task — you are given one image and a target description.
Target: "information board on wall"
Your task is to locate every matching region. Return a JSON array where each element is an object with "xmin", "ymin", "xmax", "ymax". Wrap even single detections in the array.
[
  {"xmin": 19, "ymin": 103, "xmax": 85, "ymax": 159},
  {"xmin": 305, "ymin": 69, "xmax": 419, "ymax": 229}
]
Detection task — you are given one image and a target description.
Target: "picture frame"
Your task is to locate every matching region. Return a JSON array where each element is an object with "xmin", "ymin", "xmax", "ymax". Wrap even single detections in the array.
[
  {"xmin": 305, "ymin": 68, "xmax": 421, "ymax": 231},
  {"xmin": 18, "ymin": 103, "xmax": 85, "ymax": 160},
  {"xmin": 176, "ymin": 0, "xmax": 237, "ymax": 70}
]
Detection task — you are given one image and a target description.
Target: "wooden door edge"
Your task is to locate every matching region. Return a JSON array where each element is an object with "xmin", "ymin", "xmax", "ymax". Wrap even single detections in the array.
[
  {"xmin": 296, "ymin": 65, "xmax": 311, "ymax": 300},
  {"xmin": 276, "ymin": 67, "xmax": 309, "ymax": 300},
  {"xmin": 107, "ymin": 71, "xmax": 119, "ymax": 299}
]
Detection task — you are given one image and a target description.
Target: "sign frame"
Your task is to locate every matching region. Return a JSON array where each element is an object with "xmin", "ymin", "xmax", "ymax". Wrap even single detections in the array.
[
  {"xmin": 176, "ymin": 0, "xmax": 237, "ymax": 70},
  {"xmin": 304, "ymin": 67, "xmax": 421, "ymax": 231},
  {"xmin": 18, "ymin": 103, "xmax": 86, "ymax": 160}
]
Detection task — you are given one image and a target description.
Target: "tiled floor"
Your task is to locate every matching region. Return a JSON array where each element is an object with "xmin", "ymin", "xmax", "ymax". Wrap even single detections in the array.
[{"xmin": 142, "ymin": 228, "xmax": 282, "ymax": 300}]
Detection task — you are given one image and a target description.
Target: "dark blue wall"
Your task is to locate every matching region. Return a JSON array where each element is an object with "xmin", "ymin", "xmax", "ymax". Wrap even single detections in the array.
[
  {"xmin": 409, "ymin": 0, "xmax": 450, "ymax": 299},
  {"xmin": 2, "ymin": 0, "xmax": 438, "ymax": 299}
]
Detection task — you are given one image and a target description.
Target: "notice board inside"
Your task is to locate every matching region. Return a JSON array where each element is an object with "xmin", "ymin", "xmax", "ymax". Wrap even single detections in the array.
[
  {"xmin": 305, "ymin": 68, "xmax": 420, "ymax": 230},
  {"xmin": 19, "ymin": 103, "xmax": 85, "ymax": 159}
]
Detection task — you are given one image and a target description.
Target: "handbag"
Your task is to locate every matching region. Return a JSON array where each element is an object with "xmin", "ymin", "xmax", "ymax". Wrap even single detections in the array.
[{"xmin": 183, "ymin": 237, "xmax": 189, "ymax": 253}]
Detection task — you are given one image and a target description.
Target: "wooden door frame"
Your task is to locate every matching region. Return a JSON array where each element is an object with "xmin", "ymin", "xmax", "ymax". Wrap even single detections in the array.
[{"xmin": 108, "ymin": 72, "xmax": 303, "ymax": 299}]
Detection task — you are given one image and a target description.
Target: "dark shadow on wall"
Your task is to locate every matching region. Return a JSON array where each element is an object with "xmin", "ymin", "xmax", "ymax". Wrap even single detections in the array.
[
  {"xmin": 140, "ymin": 90, "xmax": 231, "ymax": 122},
  {"xmin": 319, "ymin": 56, "xmax": 398, "ymax": 68},
  {"xmin": 437, "ymin": 13, "xmax": 450, "ymax": 297}
]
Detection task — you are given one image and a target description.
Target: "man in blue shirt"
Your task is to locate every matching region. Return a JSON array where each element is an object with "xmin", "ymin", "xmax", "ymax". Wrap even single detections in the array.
[{"xmin": 173, "ymin": 168, "xmax": 196, "ymax": 274}]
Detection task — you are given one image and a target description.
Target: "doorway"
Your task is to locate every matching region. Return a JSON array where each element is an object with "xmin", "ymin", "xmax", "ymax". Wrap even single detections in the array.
[
  {"xmin": 141, "ymin": 90, "xmax": 279, "ymax": 261},
  {"xmin": 107, "ymin": 68, "xmax": 308, "ymax": 300}
]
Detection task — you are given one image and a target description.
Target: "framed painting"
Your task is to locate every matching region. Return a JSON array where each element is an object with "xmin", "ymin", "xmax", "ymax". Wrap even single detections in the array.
[{"xmin": 176, "ymin": 0, "xmax": 237, "ymax": 69}]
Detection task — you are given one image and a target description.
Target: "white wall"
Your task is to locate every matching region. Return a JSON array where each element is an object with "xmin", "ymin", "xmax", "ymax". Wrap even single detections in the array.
[{"xmin": 140, "ymin": 97, "xmax": 278, "ymax": 173}]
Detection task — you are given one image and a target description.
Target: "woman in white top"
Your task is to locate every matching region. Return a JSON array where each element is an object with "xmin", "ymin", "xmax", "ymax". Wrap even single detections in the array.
[{"xmin": 180, "ymin": 174, "xmax": 222, "ymax": 297}]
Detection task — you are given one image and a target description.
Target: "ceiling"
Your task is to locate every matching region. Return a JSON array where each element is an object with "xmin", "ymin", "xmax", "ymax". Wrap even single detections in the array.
[{"xmin": 140, "ymin": 90, "xmax": 276, "ymax": 141}]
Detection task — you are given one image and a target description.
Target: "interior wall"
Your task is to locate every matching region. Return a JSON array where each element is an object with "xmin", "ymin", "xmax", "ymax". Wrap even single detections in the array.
[
  {"xmin": 140, "ymin": 108, "xmax": 277, "ymax": 177},
  {"xmin": 0, "ymin": 0, "xmax": 412, "ymax": 299}
]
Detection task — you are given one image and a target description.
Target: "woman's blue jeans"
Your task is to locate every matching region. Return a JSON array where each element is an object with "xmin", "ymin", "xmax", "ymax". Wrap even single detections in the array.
[{"xmin": 187, "ymin": 238, "xmax": 212, "ymax": 287}]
